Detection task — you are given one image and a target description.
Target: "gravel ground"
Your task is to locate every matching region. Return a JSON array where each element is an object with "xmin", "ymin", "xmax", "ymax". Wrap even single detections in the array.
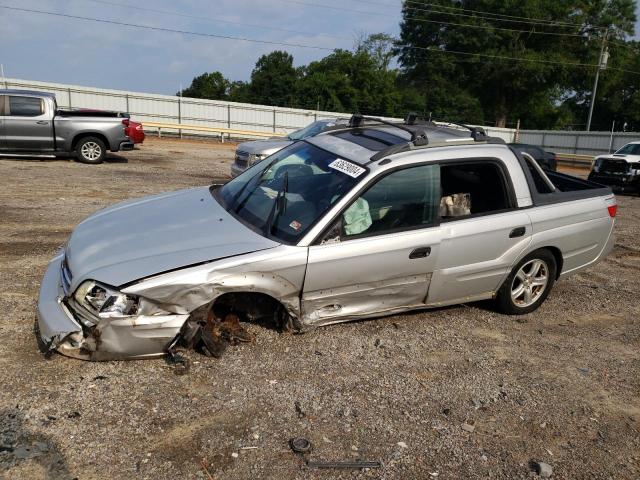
[{"xmin": 0, "ymin": 137, "xmax": 638, "ymax": 479}]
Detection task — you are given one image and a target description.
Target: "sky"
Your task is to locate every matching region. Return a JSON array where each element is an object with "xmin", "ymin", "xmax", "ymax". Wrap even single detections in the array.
[{"xmin": 0, "ymin": 0, "xmax": 638, "ymax": 95}]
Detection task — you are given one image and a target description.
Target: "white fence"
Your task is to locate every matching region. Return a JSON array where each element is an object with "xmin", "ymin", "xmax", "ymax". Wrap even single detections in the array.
[{"xmin": 3, "ymin": 77, "xmax": 638, "ymax": 155}]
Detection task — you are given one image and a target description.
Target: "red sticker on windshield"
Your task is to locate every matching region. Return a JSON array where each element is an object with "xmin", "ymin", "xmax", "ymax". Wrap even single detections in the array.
[{"xmin": 289, "ymin": 220, "xmax": 302, "ymax": 231}]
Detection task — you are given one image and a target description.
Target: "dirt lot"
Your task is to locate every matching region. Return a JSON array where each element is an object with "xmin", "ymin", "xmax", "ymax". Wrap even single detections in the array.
[{"xmin": 0, "ymin": 137, "xmax": 638, "ymax": 479}]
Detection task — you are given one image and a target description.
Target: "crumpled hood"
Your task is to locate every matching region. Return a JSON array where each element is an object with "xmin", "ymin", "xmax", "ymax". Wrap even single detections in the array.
[
  {"xmin": 65, "ymin": 187, "xmax": 279, "ymax": 289},
  {"xmin": 236, "ymin": 139, "xmax": 292, "ymax": 155}
]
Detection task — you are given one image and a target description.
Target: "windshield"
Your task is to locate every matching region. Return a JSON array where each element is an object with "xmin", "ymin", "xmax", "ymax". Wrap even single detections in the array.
[
  {"xmin": 287, "ymin": 121, "xmax": 331, "ymax": 141},
  {"xmin": 616, "ymin": 143, "xmax": 640, "ymax": 155},
  {"xmin": 216, "ymin": 141, "xmax": 365, "ymax": 243}
]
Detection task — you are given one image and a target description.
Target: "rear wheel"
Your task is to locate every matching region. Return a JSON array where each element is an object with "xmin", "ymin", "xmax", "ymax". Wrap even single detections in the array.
[
  {"xmin": 495, "ymin": 249, "xmax": 557, "ymax": 315},
  {"xmin": 76, "ymin": 136, "xmax": 106, "ymax": 164}
]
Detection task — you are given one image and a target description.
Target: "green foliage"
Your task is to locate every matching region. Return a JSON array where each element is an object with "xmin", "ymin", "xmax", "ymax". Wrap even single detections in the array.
[
  {"xmin": 249, "ymin": 51, "xmax": 299, "ymax": 107},
  {"xmin": 177, "ymin": 71, "xmax": 229, "ymax": 100},
  {"xmin": 397, "ymin": 0, "xmax": 637, "ymax": 129},
  {"xmin": 178, "ymin": 5, "xmax": 639, "ymax": 131}
]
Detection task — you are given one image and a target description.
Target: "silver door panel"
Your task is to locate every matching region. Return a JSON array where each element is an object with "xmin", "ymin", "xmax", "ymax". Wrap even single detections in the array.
[
  {"xmin": 303, "ymin": 228, "xmax": 442, "ymax": 324},
  {"xmin": 427, "ymin": 211, "xmax": 532, "ymax": 304}
]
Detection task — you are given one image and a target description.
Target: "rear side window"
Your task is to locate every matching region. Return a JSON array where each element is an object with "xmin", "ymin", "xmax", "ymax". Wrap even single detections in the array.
[
  {"xmin": 440, "ymin": 162, "xmax": 513, "ymax": 219},
  {"xmin": 8, "ymin": 96, "xmax": 44, "ymax": 117}
]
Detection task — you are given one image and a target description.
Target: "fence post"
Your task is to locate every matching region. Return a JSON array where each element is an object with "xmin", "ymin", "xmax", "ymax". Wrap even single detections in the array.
[
  {"xmin": 125, "ymin": 94, "xmax": 130, "ymax": 114},
  {"xmin": 67, "ymin": 88, "xmax": 72, "ymax": 109},
  {"xmin": 573, "ymin": 132, "xmax": 580, "ymax": 155},
  {"xmin": 541, "ymin": 132, "xmax": 547, "ymax": 151},
  {"xmin": 227, "ymin": 105, "xmax": 231, "ymax": 129},
  {"xmin": 178, "ymin": 97, "xmax": 182, "ymax": 139},
  {"xmin": 273, "ymin": 109, "xmax": 276, "ymax": 133}
]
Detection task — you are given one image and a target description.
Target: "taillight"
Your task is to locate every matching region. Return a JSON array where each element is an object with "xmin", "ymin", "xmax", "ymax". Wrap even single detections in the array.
[
  {"xmin": 607, "ymin": 204, "xmax": 617, "ymax": 217},
  {"xmin": 122, "ymin": 119, "xmax": 130, "ymax": 127}
]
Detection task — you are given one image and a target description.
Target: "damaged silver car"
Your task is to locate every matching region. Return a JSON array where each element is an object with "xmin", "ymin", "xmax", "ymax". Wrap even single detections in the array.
[{"xmin": 37, "ymin": 116, "xmax": 616, "ymax": 360}]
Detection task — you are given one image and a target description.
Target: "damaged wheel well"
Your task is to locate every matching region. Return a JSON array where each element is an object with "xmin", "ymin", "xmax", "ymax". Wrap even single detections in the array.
[{"xmin": 210, "ymin": 292, "xmax": 292, "ymax": 330}]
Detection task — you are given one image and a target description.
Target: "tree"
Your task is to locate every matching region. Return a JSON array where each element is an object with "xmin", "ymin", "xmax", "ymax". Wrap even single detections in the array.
[
  {"xmin": 178, "ymin": 71, "xmax": 229, "ymax": 100},
  {"xmin": 249, "ymin": 51, "xmax": 299, "ymax": 107},
  {"xmin": 397, "ymin": 0, "xmax": 637, "ymax": 128},
  {"xmin": 297, "ymin": 49, "xmax": 402, "ymax": 116},
  {"xmin": 356, "ymin": 33, "xmax": 397, "ymax": 71}
]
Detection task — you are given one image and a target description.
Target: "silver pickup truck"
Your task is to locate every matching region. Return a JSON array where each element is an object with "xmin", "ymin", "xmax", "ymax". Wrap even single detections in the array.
[
  {"xmin": 36, "ymin": 116, "xmax": 616, "ymax": 361},
  {"xmin": 0, "ymin": 90, "xmax": 133, "ymax": 164}
]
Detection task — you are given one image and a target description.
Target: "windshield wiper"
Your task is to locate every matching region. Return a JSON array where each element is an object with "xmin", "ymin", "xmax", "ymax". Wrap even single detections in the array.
[{"xmin": 266, "ymin": 171, "xmax": 289, "ymax": 236}]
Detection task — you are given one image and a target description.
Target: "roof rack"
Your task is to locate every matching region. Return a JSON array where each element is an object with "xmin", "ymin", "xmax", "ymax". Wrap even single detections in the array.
[
  {"xmin": 348, "ymin": 114, "xmax": 429, "ymax": 147},
  {"xmin": 368, "ymin": 114, "xmax": 497, "ymax": 162},
  {"xmin": 321, "ymin": 112, "xmax": 503, "ymax": 162}
]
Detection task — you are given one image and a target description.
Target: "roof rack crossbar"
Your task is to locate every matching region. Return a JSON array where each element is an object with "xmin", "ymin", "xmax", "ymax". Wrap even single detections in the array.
[{"xmin": 349, "ymin": 114, "xmax": 428, "ymax": 145}]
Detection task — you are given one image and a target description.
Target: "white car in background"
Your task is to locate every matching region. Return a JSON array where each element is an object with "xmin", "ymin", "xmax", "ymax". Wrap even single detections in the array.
[
  {"xmin": 589, "ymin": 141, "xmax": 640, "ymax": 193},
  {"xmin": 593, "ymin": 141, "xmax": 640, "ymax": 166},
  {"xmin": 230, "ymin": 118, "xmax": 347, "ymax": 177}
]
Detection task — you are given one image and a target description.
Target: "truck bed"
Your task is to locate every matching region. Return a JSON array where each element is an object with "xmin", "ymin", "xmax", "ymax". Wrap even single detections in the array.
[
  {"xmin": 56, "ymin": 109, "xmax": 129, "ymax": 119},
  {"xmin": 513, "ymin": 148, "xmax": 613, "ymax": 206}
]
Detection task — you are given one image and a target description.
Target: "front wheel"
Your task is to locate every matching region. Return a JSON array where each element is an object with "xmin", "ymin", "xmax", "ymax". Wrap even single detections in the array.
[
  {"xmin": 75, "ymin": 136, "xmax": 106, "ymax": 164},
  {"xmin": 495, "ymin": 249, "xmax": 557, "ymax": 315}
]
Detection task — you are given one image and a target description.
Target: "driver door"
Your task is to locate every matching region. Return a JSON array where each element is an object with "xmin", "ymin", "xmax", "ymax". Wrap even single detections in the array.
[{"xmin": 302, "ymin": 163, "xmax": 443, "ymax": 325}]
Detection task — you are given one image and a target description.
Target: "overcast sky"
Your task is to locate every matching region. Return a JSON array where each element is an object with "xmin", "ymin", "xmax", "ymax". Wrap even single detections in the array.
[{"xmin": 0, "ymin": 0, "xmax": 638, "ymax": 95}]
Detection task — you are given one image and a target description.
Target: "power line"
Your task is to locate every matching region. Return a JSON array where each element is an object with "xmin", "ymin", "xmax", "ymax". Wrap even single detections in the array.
[
  {"xmin": 0, "ymin": 4, "xmax": 336, "ymax": 50},
  {"xmin": 276, "ymin": 0, "xmax": 596, "ymax": 38},
  {"xmin": 5, "ymin": 3, "xmax": 639, "ymax": 75},
  {"xmin": 400, "ymin": 0, "xmax": 595, "ymax": 29},
  {"xmin": 80, "ymin": 0, "xmax": 353, "ymax": 41},
  {"xmin": 346, "ymin": 0, "xmax": 590, "ymax": 29},
  {"xmin": 403, "ymin": 45, "xmax": 598, "ymax": 68}
]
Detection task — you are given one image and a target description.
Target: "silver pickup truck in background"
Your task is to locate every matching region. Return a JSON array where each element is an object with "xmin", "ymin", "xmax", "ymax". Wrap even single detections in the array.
[
  {"xmin": 0, "ymin": 90, "xmax": 133, "ymax": 164},
  {"xmin": 37, "ymin": 116, "xmax": 616, "ymax": 361}
]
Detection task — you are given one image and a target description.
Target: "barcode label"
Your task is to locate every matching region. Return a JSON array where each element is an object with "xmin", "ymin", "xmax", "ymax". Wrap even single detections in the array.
[{"xmin": 328, "ymin": 159, "xmax": 366, "ymax": 178}]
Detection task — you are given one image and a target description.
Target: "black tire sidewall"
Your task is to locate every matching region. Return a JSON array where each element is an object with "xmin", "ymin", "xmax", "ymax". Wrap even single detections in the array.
[
  {"xmin": 497, "ymin": 249, "xmax": 557, "ymax": 315},
  {"xmin": 76, "ymin": 137, "xmax": 106, "ymax": 164}
]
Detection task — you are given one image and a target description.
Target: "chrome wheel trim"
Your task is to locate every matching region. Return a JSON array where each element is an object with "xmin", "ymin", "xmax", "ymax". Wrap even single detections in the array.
[
  {"xmin": 511, "ymin": 259, "xmax": 548, "ymax": 308},
  {"xmin": 81, "ymin": 141, "xmax": 102, "ymax": 161}
]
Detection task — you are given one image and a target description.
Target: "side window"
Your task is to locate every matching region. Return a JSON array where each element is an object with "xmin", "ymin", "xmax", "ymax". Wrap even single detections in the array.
[
  {"xmin": 440, "ymin": 162, "xmax": 512, "ymax": 220},
  {"xmin": 8, "ymin": 96, "xmax": 44, "ymax": 117},
  {"xmin": 321, "ymin": 164, "xmax": 440, "ymax": 242}
]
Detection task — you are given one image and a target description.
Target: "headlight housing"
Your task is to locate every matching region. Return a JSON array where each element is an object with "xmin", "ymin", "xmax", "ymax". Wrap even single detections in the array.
[{"xmin": 73, "ymin": 280, "xmax": 139, "ymax": 318}]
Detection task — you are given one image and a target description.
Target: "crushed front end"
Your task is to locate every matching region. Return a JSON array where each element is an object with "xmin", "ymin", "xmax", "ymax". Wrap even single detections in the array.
[{"xmin": 36, "ymin": 252, "xmax": 188, "ymax": 361}]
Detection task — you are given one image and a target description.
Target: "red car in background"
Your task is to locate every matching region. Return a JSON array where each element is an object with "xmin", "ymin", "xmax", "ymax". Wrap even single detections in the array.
[{"xmin": 125, "ymin": 120, "xmax": 145, "ymax": 144}]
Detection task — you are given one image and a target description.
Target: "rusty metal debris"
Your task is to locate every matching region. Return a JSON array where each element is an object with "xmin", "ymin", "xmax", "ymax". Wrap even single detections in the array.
[
  {"xmin": 200, "ymin": 312, "xmax": 255, "ymax": 358},
  {"xmin": 289, "ymin": 437, "xmax": 380, "ymax": 470},
  {"xmin": 164, "ymin": 306, "xmax": 256, "ymax": 372}
]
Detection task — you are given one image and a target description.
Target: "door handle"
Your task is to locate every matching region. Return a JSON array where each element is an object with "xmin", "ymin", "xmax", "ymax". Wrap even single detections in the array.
[
  {"xmin": 509, "ymin": 227, "xmax": 526, "ymax": 238},
  {"xmin": 409, "ymin": 247, "xmax": 431, "ymax": 259},
  {"xmin": 36, "ymin": 121, "xmax": 49, "ymax": 125}
]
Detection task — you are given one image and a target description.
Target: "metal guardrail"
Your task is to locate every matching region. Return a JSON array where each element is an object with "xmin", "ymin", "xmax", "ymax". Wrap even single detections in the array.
[
  {"xmin": 141, "ymin": 121, "xmax": 286, "ymax": 141},
  {"xmin": 556, "ymin": 153, "xmax": 594, "ymax": 169}
]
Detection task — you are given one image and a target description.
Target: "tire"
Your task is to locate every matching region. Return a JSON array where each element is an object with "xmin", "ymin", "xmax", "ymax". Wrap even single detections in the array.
[
  {"xmin": 75, "ymin": 136, "xmax": 106, "ymax": 164},
  {"xmin": 495, "ymin": 249, "xmax": 557, "ymax": 315}
]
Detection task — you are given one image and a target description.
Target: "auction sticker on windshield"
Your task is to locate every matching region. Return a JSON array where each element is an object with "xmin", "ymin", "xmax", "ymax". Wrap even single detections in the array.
[{"xmin": 328, "ymin": 159, "xmax": 366, "ymax": 178}]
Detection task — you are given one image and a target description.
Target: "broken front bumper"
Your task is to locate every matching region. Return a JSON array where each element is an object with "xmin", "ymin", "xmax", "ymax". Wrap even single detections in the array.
[{"xmin": 36, "ymin": 254, "xmax": 189, "ymax": 361}]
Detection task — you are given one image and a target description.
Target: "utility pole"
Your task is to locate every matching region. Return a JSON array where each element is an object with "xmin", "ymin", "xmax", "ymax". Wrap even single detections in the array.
[
  {"xmin": 0, "ymin": 64, "xmax": 7, "ymax": 88},
  {"xmin": 586, "ymin": 29, "xmax": 610, "ymax": 132}
]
